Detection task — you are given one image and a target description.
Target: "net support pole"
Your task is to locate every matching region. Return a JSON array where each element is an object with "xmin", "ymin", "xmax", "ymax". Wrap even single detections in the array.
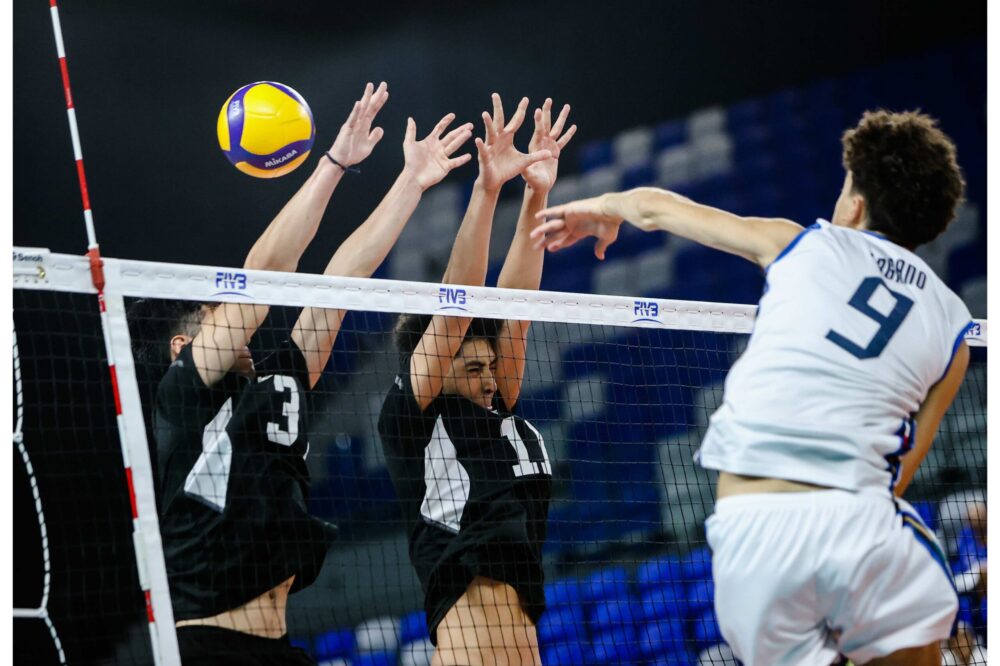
[
  {"xmin": 47, "ymin": 4, "xmax": 179, "ymax": 664},
  {"xmin": 101, "ymin": 293, "xmax": 180, "ymax": 664}
]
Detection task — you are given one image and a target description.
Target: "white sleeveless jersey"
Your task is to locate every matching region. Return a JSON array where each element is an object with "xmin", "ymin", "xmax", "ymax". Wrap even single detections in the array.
[{"xmin": 697, "ymin": 220, "xmax": 973, "ymax": 495}]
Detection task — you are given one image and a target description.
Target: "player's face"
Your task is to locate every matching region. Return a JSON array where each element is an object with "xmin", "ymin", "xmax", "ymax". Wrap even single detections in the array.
[
  {"xmin": 831, "ymin": 171, "xmax": 864, "ymax": 230},
  {"xmin": 442, "ymin": 338, "xmax": 498, "ymax": 409}
]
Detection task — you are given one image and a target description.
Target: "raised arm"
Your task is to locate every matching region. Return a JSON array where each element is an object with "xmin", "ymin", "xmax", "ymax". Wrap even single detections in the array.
[
  {"xmin": 292, "ymin": 112, "xmax": 474, "ymax": 388},
  {"xmin": 192, "ymin": 82, "xmax": 387, "ymax": 386},
  {"xmin": 410, "ymin": 94, "xmax": 552, "ymax": 410},
  {"xmin": 495, "ymin": 99, "xmax": 576, "ymax": 408},
  {"xmin": 531, "ymin": 188, "xmax": 804, "ymax": 268},
  {"xmin": 894, "ymin": 342, "xmax": 970, "ymax": 497}
]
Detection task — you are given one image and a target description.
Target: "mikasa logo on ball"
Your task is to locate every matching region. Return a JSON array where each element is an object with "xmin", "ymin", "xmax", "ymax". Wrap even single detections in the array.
[{"xmin": 265, "ymin": 149, "xmax": 298, "ymax": 168}]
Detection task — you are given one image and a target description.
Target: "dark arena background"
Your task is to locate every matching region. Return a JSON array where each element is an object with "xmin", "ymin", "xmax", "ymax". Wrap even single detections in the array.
[{"xmin": 13, "ymin": 2, "xmax": 986, "ymax": 665}]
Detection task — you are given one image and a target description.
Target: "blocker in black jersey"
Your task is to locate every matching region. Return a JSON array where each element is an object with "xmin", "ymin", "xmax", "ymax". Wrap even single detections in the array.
[
  {"xmin": 378, "ymin": 358, "xmax": 553, "ymax": 643},
  {"xmin": 154, "ymin": 339, "xmax": 337, "ymax": 621}
]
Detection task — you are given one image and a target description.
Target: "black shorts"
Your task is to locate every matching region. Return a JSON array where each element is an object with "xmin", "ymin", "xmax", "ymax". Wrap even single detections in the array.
[
  {"xmin": 176, "ymin": 626, "xmax": 315, "ymax": 666},
  {"xmin": 423, "ymin": 538, "xmax": 546, "ymax": 646}
]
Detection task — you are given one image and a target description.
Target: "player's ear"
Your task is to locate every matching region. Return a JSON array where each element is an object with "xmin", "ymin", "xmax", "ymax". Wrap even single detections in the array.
[
  {"xmin": 169, "ymin": 334, "xmax": 190, "ymax": 361},
  {"xmin": 850, "ymin": 192, "xmax": 867, "ymax": 230}
]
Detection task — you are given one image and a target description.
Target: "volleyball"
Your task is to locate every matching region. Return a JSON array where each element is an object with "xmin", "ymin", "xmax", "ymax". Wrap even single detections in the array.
[{"xmin": 217, "ymin": 81, "xmax": 315, "ymax": 178}]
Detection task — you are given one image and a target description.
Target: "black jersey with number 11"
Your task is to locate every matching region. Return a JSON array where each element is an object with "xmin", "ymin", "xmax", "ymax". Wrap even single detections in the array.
[{"xmin": 377, "ymin": 358, "xmax": 553, "ymax": 642}]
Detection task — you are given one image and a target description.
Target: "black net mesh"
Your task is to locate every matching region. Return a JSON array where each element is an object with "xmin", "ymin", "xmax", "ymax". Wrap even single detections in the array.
[{"xmin": 13, "ymin": 287, "xmax": 987, "ymax": 666}]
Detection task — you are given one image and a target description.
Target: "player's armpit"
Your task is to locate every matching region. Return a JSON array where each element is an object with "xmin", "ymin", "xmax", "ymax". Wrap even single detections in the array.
[
  {"xmin": 742, "ymin": 216, "xmax": 809, "ymax": 267},
  {"xmin": 895, "ymin": 342, "xmax": 970, "ymax": 497}
]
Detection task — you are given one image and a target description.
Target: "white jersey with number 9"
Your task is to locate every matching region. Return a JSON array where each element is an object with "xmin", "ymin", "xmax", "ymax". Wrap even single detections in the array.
[{"xmin": 697, "ymin": 219, "xmax": 973, "ymax": 494}]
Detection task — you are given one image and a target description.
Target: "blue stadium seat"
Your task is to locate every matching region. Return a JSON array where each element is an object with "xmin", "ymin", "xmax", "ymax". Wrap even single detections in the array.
[
  {"xmin": 687, "ymin": 579, "xmax": 715, "ymax": 615},
  {"xmin": 654, "ymin": 119, "xmax": 686, "ymax": 151},
  {"xmin": 638, "ymin": 583, "xmax": 688, "ymax": 622},
  {"xmin": 545, "ymin": 577, "xmax": 584, "ymax": 608},
  {"xmin": 578, "ymin": 139, "xmax": 614, "ymax": 172},
  {"xmin": 635, "ymin": 555, "xmax": 684, "ymax": 590},
  {"xmin": 399, "ymin": 610, "xmax": 429, "ymax": 646},
  {"xmin": 515, "ymin": 386, "xmax": 563, "ymax": 424},
  {"xmin": 622, "ymin": 161, "xmax": 656, "ymax": 189},
  {"xmin": 638, "ymin": 618, "xmax": 687, "ymax": 657},
  {"xmin": 727, "ymin": 98, "xmax": 765, "ymax": 131},
  {"xmin": 911, "ymin": 500, "xmax": 937, "ymax": 533},
  {"xmin": 540, "ymin": 264, "xmax": 592, "ymax": 294},
  {"xmin": 590, "ymin": 596, "xmax": 638, "ymax": 633},
  {"xmin": 289, "ymin": 636, "xmax": 311, "ymax": 652},
  {"xmin": 538, "ymin": 604, "xmax": 584, "ymax": 645},
  {"xmin": 947, "ymin": 242, "xmax": 987, "ymax": 294},
  {"xmin": 313, "ymin": 628, "xmax": 355, "ymax": 661},
  {"xmin": 542, "ymin": 641, "xmax": 587, "ymax": 666},
  {"xmin": 681, "ymin": 547, "xmax": 713, "ymax": 583},
  {"xmin": 589, "ymin": 627, "xmax": 639, "ymax": 665},
  {"xmin": 544, "ymin": 502, "xmax": 614, "ymax": 554},
  {"xmin": 581, "ymin": 565, "xmax": 631, "ymax": 605},
  {"xmin": 693, "ymin": 609, "xmax": 724, "ymax": 650}
]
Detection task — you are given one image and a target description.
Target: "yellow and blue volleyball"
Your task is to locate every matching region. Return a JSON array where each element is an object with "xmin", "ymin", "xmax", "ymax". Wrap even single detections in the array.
[{"xmin": 217, "ymin": 81, "xmax": 315, "ymax": 178}]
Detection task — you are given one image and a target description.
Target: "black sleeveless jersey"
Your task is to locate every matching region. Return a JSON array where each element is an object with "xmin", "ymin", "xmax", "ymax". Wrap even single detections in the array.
[
  {"xmin": 377, "ymin": 359, "xmax": 552, "ymax": 640},
  {"xmin": 153, "ymin": 340, "xmax": 337, "ymax": 621}
]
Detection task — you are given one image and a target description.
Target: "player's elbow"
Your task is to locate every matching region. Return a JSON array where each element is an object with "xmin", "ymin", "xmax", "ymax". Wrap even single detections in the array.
[{"xmin": 243, "ymin": 249, "xmax": 295, "ymax": 274}]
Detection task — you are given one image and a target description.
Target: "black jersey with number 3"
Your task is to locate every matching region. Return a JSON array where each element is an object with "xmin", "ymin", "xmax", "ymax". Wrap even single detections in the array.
[
  {"xmin": 377, "ymin": 359, "xmax": 553, "ymax": 642},
  {"xmin": 153, "ymin": 340, "xmax": 337, "ymax": 621}
]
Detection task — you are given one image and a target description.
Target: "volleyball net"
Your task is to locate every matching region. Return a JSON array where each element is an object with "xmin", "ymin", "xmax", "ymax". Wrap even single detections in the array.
[{"xmin": 12, "ymin": 249, "xmax": 988, "ymax": 666}]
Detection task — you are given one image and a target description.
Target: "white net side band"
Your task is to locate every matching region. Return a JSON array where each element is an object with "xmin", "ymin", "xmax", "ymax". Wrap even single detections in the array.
[{"xmin": 12, "ymin": 250, "xmax": 988, "ymax": 344}]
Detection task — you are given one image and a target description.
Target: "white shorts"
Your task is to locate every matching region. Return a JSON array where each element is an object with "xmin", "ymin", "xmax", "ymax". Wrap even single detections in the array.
[{"xmin": 705, "ymin": 490, "xmax": 957, "ymax": 666}]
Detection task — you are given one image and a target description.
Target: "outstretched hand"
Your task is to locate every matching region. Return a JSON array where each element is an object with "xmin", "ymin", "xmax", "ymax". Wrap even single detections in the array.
[
  {"xmin": 523, "ymin": 98, "xmax": 577, "ymax": 193},
  {"xmin": 476, "ymin": 93, "xmax": 552, "ymax": 191},
  {"xmin": 328, "ymin": 81, "xmax": 390, "ymax": 167},
  {"xmin": 530, "ymin": 196, "xmax": 624, "ymax": 260},
  {"xmin": 403, "ymin": 113, "xmax": 474, "ymax": 191}
]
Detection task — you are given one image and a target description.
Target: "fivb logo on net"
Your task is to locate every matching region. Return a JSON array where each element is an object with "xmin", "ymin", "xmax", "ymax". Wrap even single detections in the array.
[
  {"xmin": 213, "ymin": 271, "xmax": 250, "ymax": 297},
  {"xmin": 438, "ymin": 287, "xmax": 469, "ymax": 312},
  {"xmin": 632, "ymin": 299, "xmax": 662, "ymax": 324}
]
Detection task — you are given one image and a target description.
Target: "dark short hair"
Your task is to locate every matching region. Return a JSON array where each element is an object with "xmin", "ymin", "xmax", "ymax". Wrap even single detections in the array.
[
  {"xmin": 842, "ymin": 109, "xmax": 965, "ymax": 249},
  {"xmin": 126, "ymin": 298, "xmax": 214, "ymax": 372},
  {"xmin": 392, "ymin": 314, "xmax": 502, "ymax": 358}
]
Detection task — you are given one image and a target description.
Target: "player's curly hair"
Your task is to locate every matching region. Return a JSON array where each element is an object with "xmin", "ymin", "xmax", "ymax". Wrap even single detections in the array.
[
  {"xmin": 392, "ymin": 314, "xmax": 503, "ymax": 358},
  {"xmin": 126, "ymin": 298, "xmax": 214, "ymax": 372},
  {"xmin": 841, "ymin": 109, "xmax": 965, "ymax": 249}
]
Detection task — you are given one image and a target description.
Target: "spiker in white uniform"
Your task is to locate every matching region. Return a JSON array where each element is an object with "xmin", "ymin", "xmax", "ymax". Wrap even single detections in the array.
[
  {"xmin": 699, "ymin": 219, "xmax": 972, "ymax": 666},
  {"xmin": 698, "ymin": 219, "xmax": 972, "ymax": 495}
]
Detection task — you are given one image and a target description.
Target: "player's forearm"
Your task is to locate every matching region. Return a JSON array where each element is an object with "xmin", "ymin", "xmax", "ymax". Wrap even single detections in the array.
[
  {"xmin": 441, "ymin": 179, "xmax": 501, "ymax": 286},
  {"xmin": 603, "ymin": 188, "xmax": 744, "ymax": 249},
  {"xmin": 244, "ymin": 159, "xmax": 345, "ymax": 272},
  {"xmin": 497, "ymin": 185, "xmax": 547, "ymax": 291},
  {"xmin": 601, "ymin": 188, "xmax": 793, "ymax": 265},
  {"xmin": 321, "ymin": 169, "xmax": 423, "ymax": 278}
]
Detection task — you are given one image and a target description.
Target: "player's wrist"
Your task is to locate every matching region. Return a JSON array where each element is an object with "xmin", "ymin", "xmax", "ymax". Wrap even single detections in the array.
[
  {"xmin": 473, "ymin": 176, "xmax": 502, "ymax": 196},
  {"xmin": 324, "ymin": 150, "xmax": 361, "ymax": 173}
]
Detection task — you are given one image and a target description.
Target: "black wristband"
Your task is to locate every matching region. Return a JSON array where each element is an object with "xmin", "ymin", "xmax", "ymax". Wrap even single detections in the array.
[{"xmin": 325, "ymin": 151, "xmax": 361, "ymax": 174}]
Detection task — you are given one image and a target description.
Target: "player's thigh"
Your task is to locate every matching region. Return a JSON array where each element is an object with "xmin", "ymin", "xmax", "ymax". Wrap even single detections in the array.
[
  {"xmin": 862, "ymin": 643, "xmax": 940, "ymax": 666},
  {"xmin": 433, "ymin": 576, "xmax": 540, "ymax": 666}
]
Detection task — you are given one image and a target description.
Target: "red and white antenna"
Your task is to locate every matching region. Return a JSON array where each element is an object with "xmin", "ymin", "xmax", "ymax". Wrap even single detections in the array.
[{"xmin": 46, "ymin": 2, "xmax": 173, "ymax": 663}]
